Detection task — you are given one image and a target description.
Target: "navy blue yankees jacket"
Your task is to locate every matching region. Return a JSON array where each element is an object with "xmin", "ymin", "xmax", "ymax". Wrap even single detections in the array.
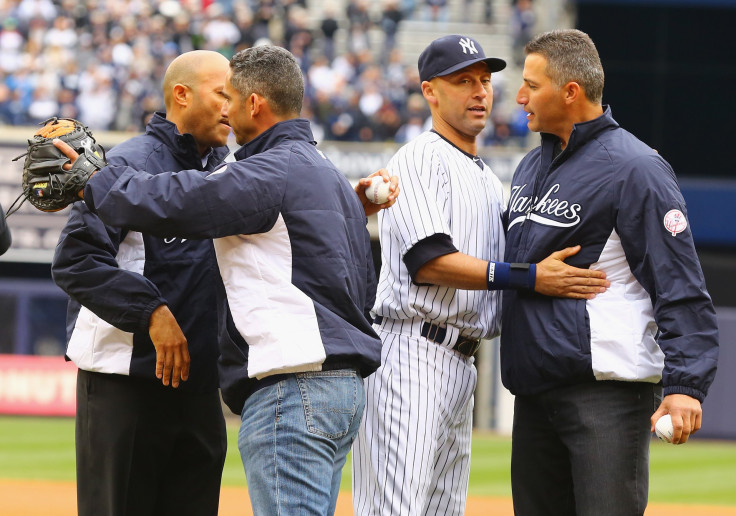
[
  {"xmin": 82, "ymin": 118, "xmax": 382, "ymax": 414},
  {"xmin": 52, "ymin": 113, "xmax": 229, "ymax": 393},
  {"xmin": 501, "ymin": 107, "xmax": 719, "ymax": 402}
]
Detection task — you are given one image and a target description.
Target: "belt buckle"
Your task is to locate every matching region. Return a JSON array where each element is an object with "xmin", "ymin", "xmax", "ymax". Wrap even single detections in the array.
[{"xmin": 453, "ymin": 336, "xmax": 481, "ymax": 358}]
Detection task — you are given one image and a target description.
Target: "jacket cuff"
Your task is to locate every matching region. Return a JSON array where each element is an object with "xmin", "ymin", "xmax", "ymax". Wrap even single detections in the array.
[
  {"xmin": 138, "ymin": 299, "xmax": 167, "ymax": 334},
  {"xmin": 662, "ymin": 385, "xmax": 706, "ymax": 404}
]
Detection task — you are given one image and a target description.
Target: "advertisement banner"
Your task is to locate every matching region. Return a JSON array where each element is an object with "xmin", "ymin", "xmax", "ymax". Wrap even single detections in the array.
[{"xmin": 0, "ymin": 354, "xmax": 76, "ymax": 416}]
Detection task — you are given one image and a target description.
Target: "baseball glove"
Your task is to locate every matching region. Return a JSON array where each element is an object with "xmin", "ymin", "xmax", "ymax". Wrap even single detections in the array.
[{"xmin": 8, "ymin": 117, "xmax": 107, "ymax": 215}]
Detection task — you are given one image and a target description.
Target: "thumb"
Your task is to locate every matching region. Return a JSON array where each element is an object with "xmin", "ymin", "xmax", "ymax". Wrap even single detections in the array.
[
  {"xmin": 650, "ymin": 407, "xmax": 668, "ymax": 433},
  {"xmin": 551, "ymin": 245, "xmax": 581, "ymax": 261}
]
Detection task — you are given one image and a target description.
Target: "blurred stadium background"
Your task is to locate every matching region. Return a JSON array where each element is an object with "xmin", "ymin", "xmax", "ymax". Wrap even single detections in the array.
[{"xmin": 1, "ymin": 0, "xmax": 735, "ymax": 442}]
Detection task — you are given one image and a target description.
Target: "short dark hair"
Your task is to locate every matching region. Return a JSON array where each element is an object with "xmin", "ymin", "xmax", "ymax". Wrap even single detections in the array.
[
  {"xmin": 229, "ymin": 45, "xmax": 304, "ymax": 116},
  {"xmin": 525, "ymin": 29, "xmax": 605, "ymax": 104}
]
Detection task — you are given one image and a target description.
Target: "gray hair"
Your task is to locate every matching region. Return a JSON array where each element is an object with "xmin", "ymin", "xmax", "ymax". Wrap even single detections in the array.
[
  {"xmin": 229, "ymin": 45, "xmax": 304, "ymax": 116},
  {"xmin": 525, "ymin": 29, "xmax": 604, "ymax": 104}
]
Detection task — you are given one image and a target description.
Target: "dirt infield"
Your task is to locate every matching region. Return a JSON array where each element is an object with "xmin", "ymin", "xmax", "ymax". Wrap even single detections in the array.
[{"xmin": 1, "ymin": 479, "xmax": 735, "ymax": 516}]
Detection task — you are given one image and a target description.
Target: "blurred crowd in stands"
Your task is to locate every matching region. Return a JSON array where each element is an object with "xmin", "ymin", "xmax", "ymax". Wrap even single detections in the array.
[{"xmin": 0, "ymin": 0, "xmax": 535, "ymax": 146}]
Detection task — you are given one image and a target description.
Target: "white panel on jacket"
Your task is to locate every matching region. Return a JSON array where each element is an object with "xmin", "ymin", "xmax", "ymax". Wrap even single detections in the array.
[
  {"xmin": 214, "ymin": 214, "xmax": 326, "ymax": 379},
  {"xmin": 66, "ymin": 231, "xmax": 145, "ymax": 374},
  {"xmin": 67, "ymin": 306, "xmax": 134, "ymax": 374},
  {"xmin": 588, "ymin": 229, "xmax": 664, "ymax": 383}
]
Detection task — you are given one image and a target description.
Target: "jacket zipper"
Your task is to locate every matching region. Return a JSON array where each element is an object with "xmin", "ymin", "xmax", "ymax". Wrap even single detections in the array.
[{"xmin": 516, "ymin": 140, "xmax": 567, "ymax": 260}]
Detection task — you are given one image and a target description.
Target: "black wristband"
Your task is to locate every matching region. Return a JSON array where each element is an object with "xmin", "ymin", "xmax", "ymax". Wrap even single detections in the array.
[
  {"xmin": 509, "ymin": 262, "xmax": 536, "ymax": 290},
  {"xmin": 486, "ymin": 261, "xmax": 536, "ymax": 290}
]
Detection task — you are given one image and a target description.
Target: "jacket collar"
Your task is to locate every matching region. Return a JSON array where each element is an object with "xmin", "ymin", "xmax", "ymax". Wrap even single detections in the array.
[
  {"xmin": 234, "ymin": 118, "xmax": 315, "ymax": 160},
  {"xmin": 540, "ymin": 105, "xmax": 619, "ymax": 164},
  {"xmin": 146, "ymin": 112, "xmax": 230, "ymax": 169}
]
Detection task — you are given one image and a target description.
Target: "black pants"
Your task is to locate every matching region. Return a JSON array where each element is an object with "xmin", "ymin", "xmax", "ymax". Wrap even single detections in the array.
[
  {"xmin": 511, "ymin": 381, "xmax": 660, "ymax": 516},
  {"xmin": 76, "ymin": 370, "xmax": 227, "ymax": 516}
]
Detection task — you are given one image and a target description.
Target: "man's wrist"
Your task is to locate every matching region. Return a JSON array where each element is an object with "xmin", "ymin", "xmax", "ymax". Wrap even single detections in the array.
[{"xmin": 486, "ymin": 261, "xmax": 536, "ymax": 290}]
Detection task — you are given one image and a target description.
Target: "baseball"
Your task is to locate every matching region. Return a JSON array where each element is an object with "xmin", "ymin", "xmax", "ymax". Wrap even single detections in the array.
[
  {"xmin": 365, "ymin": 176, "xmax": 391, "ymax": 205},
  {"xmin": 655, "ymin": 414, "xmax": 674, "ymax": 443}
]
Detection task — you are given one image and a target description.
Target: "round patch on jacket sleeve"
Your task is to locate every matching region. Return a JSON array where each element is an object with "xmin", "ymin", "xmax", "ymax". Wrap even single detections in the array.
[{"xmin": 663, "ymin": 209, "xmax": 687, "ymax": 236}]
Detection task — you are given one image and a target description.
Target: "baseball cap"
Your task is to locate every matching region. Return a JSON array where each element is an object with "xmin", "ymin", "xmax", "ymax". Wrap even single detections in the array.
[{"xmin": 418, "ymin": 35, "xmax": 506, "ymax": 82}]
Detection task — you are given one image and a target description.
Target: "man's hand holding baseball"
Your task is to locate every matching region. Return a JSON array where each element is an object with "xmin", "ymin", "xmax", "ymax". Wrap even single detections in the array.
[
  {"xmin": 355, "ymin": 168, "xmax": 400, "ymax": 216},
  {"xmin": 650, "ymin": 394, "xmax": 702, "ymax": 444}
]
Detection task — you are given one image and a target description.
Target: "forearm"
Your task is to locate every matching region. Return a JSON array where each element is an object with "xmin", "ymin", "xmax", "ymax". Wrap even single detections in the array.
[
  {"xmin": 414, "ymin": 252, "xmax": 488, "ymax": 289},
  {"xmin": 414, "ymin": 253, "xmax": 535, "ymax": 290},
  {"xmin": 415, "ymin": 246, "xmax": 605, "ymax": 299},
  {"xmin": 52, "ymin": 207, "xmax": 167, "ymax": 333},
  {"xmin": 659, "ymin": 314, "xmax": 719, "ymax": 403},
  {"xmin": 84, "ymin": 166, "xmax": 216, "ymax": 238}
]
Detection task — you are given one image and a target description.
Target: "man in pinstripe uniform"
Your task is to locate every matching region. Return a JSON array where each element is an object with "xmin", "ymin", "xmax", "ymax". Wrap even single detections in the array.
[{"xmin": 351, "ymin": 35, "xmax": 610, "ymax": 516}]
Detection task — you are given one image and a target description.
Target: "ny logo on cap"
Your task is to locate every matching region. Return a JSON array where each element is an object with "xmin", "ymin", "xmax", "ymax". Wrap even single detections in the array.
[{"xmin": 458, "ymin": 37, "xmax": 478, "ymax": 55}]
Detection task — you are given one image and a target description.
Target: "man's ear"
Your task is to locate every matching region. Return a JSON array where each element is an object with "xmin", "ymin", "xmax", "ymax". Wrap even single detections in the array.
[
  {"xmin": 564, "ymin": 81, "xmax": 582, "ymax": 105},
  {"xmin": 421, "ymin": 81, "xmax": 437, "ymax": 106},
  {"xmin": 250, "ymin": 93, "xmax": 263, "ymax": 117},
  {"xmin": 172, "ymin": 83, "xmax": 190, "ymax": 107}
]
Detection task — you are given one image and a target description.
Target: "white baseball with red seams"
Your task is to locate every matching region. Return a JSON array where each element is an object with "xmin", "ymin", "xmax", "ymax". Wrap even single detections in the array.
[
  {"xmin": 655, "ymin": 414, "xmax": 675, "ymax": 443},
  {"xmin": 365, "ymin": 176, "xmax": 391, "ymax": 204}
]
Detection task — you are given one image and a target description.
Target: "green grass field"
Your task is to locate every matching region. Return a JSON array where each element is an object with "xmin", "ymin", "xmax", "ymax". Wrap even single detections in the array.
[{"xmin": 1, "ymin": 416, "xmax": 735, "ymax": 506}]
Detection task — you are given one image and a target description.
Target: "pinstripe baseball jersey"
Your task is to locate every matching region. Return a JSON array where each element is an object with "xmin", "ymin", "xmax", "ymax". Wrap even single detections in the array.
[
  {"xmin": 372, "ymin": 130, "xmax": 506, "ymax": 338},
  {"xmin": 354, "ymin": 129, "xmax": 508, "ymax": 516}
]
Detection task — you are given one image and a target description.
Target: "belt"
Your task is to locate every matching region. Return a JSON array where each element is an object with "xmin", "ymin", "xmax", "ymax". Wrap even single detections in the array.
[{"xmin": 373, "ymin": 316, "xmax": 481, "ymax": 358}]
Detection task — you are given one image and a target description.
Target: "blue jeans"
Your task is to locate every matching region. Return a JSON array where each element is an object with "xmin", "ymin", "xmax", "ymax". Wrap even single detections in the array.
[
  {"xmin": 238, "ymin": 369, "xmax": 365, "ymax": 516},
  {"xmin": 511, "ymin": 381, "xmax": 660, "ymax": 516}
]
